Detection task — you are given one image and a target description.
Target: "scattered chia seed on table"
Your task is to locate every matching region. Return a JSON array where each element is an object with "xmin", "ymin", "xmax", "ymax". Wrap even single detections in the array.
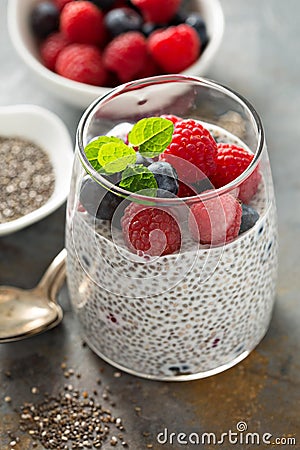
[
  {"xmin": 6, "ymin": 364, "xmax": 127, "ymax": 449},
  {"xmin": 0, "ymin": 136, "xmax": 55, "ymax": 223}
]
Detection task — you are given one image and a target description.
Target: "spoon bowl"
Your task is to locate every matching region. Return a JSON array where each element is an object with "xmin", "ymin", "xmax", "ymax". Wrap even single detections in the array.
[{"xmin": 0, "ymin": 250, "xmax": 66, "ymax": 343}]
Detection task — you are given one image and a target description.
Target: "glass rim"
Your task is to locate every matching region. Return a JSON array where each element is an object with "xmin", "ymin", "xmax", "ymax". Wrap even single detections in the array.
[{"xmin": 77, "ymin": 74, "xmax": 265, "ymax": 205}]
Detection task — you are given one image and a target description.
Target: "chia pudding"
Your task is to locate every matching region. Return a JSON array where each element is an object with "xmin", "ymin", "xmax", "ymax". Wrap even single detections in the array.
[{"xmin": 66, "ymin": 122, "xmax": 278, "ymax": 380}]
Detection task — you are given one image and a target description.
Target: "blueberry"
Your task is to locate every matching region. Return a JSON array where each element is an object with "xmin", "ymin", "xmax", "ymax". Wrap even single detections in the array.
[
  {"xmin": 148, "ymin": 161, "xmax": 179, "ymax": 196},
  {"xmin": 80, "ymin": 176, "xmax": 123, "ymax": 221},
  {"xmin": 170, "ymin": 11, "xmax": 188, "ymax": 25},
  {"xmin": 192, "ymin": 177, "xmax": 214, "ymax": 194},
  {"xmin": 156, "ymin": 189, "xmax": 177, "ymax": 198},
  {"xmin": 185, "ymin": 13, "xmax": 209, "ymax": 49},
  {"xmin": 30, "ymin": 1, "xmax": 59, "ymax": 39},
  {"xmin": 105, "ymin": 7, "xmax": 143, "ymax": 37},
  {"xmin": 89, "ymin": 0, "xmax": 118, "ymax": 10},
  {"xmin": 142, "ymin": 22, "xmax": 167, "ymax": 37},
  {"xmin": 239, "ymin": 204, "xmax": 259, "ymax": 234},
  {"xmin": 135, "ymin": 152, "xmax": 151, "ymax": 167},
  {"xmin": 168, "ymin": 364, "xmax": 190, "ymax": 374}
]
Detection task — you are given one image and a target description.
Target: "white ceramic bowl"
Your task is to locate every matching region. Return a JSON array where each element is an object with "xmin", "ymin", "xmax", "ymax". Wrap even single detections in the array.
[
  {"xmin": 7, "ymin": 0, "xmax": 224, "ymax": 110},
  {"xmin": 0, "ymin": 104, "xmax": 74, "ymax": 236}
]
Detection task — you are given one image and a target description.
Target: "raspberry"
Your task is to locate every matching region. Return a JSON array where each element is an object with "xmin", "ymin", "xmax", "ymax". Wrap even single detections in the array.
[
  {"xmin": 148, "ymin": 24, "xmax": 200, "ymax": 73},
  {"xmin": 136, "ymin": 55, "xmax": 159, "ymax": 78},
  {"xmin": 159, "ymin": 119, "xmax": 217, "ymax": 183},
  {"xmin": 177, "ymin": 181, "xmax": 197, "ymax": 198},
  {"xmin": 40, "ymin": 32, "xmax": 70, "ymax": 70},
  {"xmin": 189, "ymin": 194, "xmax": 242, "ymax": 245},
  {"xmin": 161, "ymin": 114, "xmax": 182, "ymax": 125},
  {"xmin": 103, "ymin": 32, "xmax": 148, "ymax": 83},
  {"xmin": 60, "ymin": 1, "xmax": 105, "ymax": 45},
  {"xmin": 212, "ymin": 143, "xmax": 261, "ymax": 203},
  {"xmin": 53, "ymin": 0, "xmax": 73, "ymax": 11},
  {"xmin": 131, "ymin": 0, "xmax": 180, "ymax": 23},
  {"xmin": 55, "ymin": 44, "xmax": 107, "ymax": 85},
  {"xmin": 121, "ymin": 202, "xmax": 181, "ymax": 256}
]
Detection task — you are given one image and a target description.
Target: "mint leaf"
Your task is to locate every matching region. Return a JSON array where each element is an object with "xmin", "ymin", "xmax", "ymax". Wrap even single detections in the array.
[
  {"xmin": 98, "ymin": 142, "xmax": 136, "ymax": 174},
  {"xmin": 84, "ymin": 140, "xmax": 103, "ymax": 171},
  {"xmin": 128, "ymin": 117, "xmax": 174, "ymax": 157},
  {"xmin": 84, "ymin": 136, "xmax": 136, "ymax": 174},
  {"xmin": 119, "ymin": 164, "xmax": 158, "ymax": 196}
]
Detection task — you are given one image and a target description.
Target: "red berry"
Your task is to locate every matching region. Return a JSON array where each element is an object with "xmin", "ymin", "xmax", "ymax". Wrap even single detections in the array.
[
  {"xmin": 189, "ymin": 194, "xmax": 242, "ymax": 245},
  {"xmin": 148, "ymin": 24, "xmax": 200, "ymax": 73},
  {"xmin": 177, "ymin": 181, "xmax": 197, "ymax": 198},
  {"xmin": 121, "ymin": 202, "xmax": 181, "ymax": 256},
  {"xmin": 53, "ymin": 0, "xmax": 73, "ymax": 11},
  {"xmin": 161, "ymin": 114, "xmax": 183, "ymax": 125},
  {"xmin": 212, "ymin": 143, "xmax": 261, "ymax": 203},
  {"xmin": 136, "ymin": 55, "xmax": 159, "ymax": 78},
  {"xmin": 40, "ymin": 32, "xmax": 70, "ymax": 71},
  {"xmin": 103, "ymin": 32, "xmax": 148, "ymax": 83},
  {"xmin": 131, "ymin": 0, "xmax": 180, "ymax": 23},
  {"xmin": 159, "ymin": 119, "xmax": 217, "ymax": 183},
  {"xmin": 60, "ymin": 1, "xmax": 105, "ymax": 45},
  {"xmin": 55, "ymin": 44, "xmax": 107, "ymax": 85}
]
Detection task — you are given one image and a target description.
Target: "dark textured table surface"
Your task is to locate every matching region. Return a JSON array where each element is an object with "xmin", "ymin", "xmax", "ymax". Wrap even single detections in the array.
[{"xmin": 1, "ymin": 0, "xmax": 300, "ymax": 449}]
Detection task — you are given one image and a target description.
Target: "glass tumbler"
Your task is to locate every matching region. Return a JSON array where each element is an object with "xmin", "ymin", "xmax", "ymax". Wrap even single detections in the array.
[{"xmin": 66, "ymin": 75, "xmax": 278, "ymax": 381}]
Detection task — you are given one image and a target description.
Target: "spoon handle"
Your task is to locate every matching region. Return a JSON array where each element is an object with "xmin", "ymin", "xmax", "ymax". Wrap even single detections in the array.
[{"xmin": 38, "ymin": 249, "xmax": 67, "ymax": 295}]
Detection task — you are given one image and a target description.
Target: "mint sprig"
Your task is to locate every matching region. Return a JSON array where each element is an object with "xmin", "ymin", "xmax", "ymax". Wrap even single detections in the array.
[
  {"xmin": 84, "ymin": 139, "xmax": 103, "ymax": 172},
  {"xmin": 84, "ymin": 117, "xmax": 174, "ymax": 194},
  {"xmin": 128, "ymin": 117, "xmax": 174, "ymax": 157},
  {"xmin": 120, "ymin": 164, "xmax": 158, "ymax": 196},
  {"xmin": 84, "ymin": 136, "xmax": 136, "ymax": 174}
]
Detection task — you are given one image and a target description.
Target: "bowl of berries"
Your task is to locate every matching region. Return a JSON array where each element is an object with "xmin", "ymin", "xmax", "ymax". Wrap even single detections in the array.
[{"xmin": 8, "ymin": 0, "xmax": 224, "ymax": 109}]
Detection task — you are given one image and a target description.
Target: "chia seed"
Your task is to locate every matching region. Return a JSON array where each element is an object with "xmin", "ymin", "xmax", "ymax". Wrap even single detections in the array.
[
  {"xmin": 0, "ymin": 136, "xmax": 55, "ymax": 223},
  {"xmin": 5, "ymin": 363, "xmax": 127, "ymax": 449},
  {"xmin": 16, "ymin": 385, "xmax": 126, "ymax": 449}
]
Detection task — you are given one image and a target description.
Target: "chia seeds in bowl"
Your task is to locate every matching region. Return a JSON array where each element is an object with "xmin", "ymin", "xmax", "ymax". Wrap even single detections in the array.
[
  {"xmin": 0, "ymin": 104, "xmax": 74, "ymax": 236},
  {"xmin": 65, "ymin": 75, "xmax": 278, "ymax": 381},
  {"xmin": 0, "ymin": 136, "xmax": 55, "ymax": 223}
]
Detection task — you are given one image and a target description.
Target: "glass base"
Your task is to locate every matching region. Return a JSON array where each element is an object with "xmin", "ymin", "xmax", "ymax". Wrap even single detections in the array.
[{"xmin": 84, "ymin": 338, "xmax": 255, "ymax": 382}]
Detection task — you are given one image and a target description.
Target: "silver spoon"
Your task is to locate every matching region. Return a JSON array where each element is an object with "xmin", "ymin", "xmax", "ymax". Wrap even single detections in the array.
[{"xmin": 0, "ymin": 249, "xmax": 66, "ymax": 343}]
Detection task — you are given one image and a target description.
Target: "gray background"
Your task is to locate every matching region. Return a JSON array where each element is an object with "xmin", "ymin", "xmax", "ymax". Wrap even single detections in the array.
[{"xmin": 1, "ymin": 0, "xmax": 299, "ymax": 449}]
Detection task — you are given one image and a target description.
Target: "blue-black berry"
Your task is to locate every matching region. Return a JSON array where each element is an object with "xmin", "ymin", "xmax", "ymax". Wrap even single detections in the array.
[
  {"xmin": 170, "ymin": 11, "xmax": 188, "ymax": 25},
  {"xmin": 239, "ymin": 204, "xmax": 259, "ymax": 234},
  {"xmin": 148, "ymin": 161, "xmax": 179, "ymax": 196},
  {"xmin": 89, "ymin": 0, "xmax": 117, "ymax": 10},
  {"xmin": 142, "ymin": 23, "xmax": 166, "ymax": 37},
  {"xmin": 192, "ymin": 177, "xmax": 214, "ymax": 194},
  {"xmin": 80, "ymin": 176, "xmax": 123, "ymax": 221},
  {"xmin": 105, "ymin": 8, "xmax": 143, "ymax": 37},
  {"xmin": 185, "ymin": 13, "xmax": 209, "ymax": 49},
  {"xmin": 135, "ymin": 152, "xmax": 151, "ymax": 166},
  {"xmin": 30, "ymin": 1, "xmax": 59, "ymax": 39}
]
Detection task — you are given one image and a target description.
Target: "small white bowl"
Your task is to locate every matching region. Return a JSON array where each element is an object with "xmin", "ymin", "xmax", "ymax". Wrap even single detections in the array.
[
  {"xmin": 7, "ymin": 0, "xmax": 224, "ymax": 110},
  {"xmin": 0, "ymin": 104, "xmax": 74, "ymax": 236}
]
